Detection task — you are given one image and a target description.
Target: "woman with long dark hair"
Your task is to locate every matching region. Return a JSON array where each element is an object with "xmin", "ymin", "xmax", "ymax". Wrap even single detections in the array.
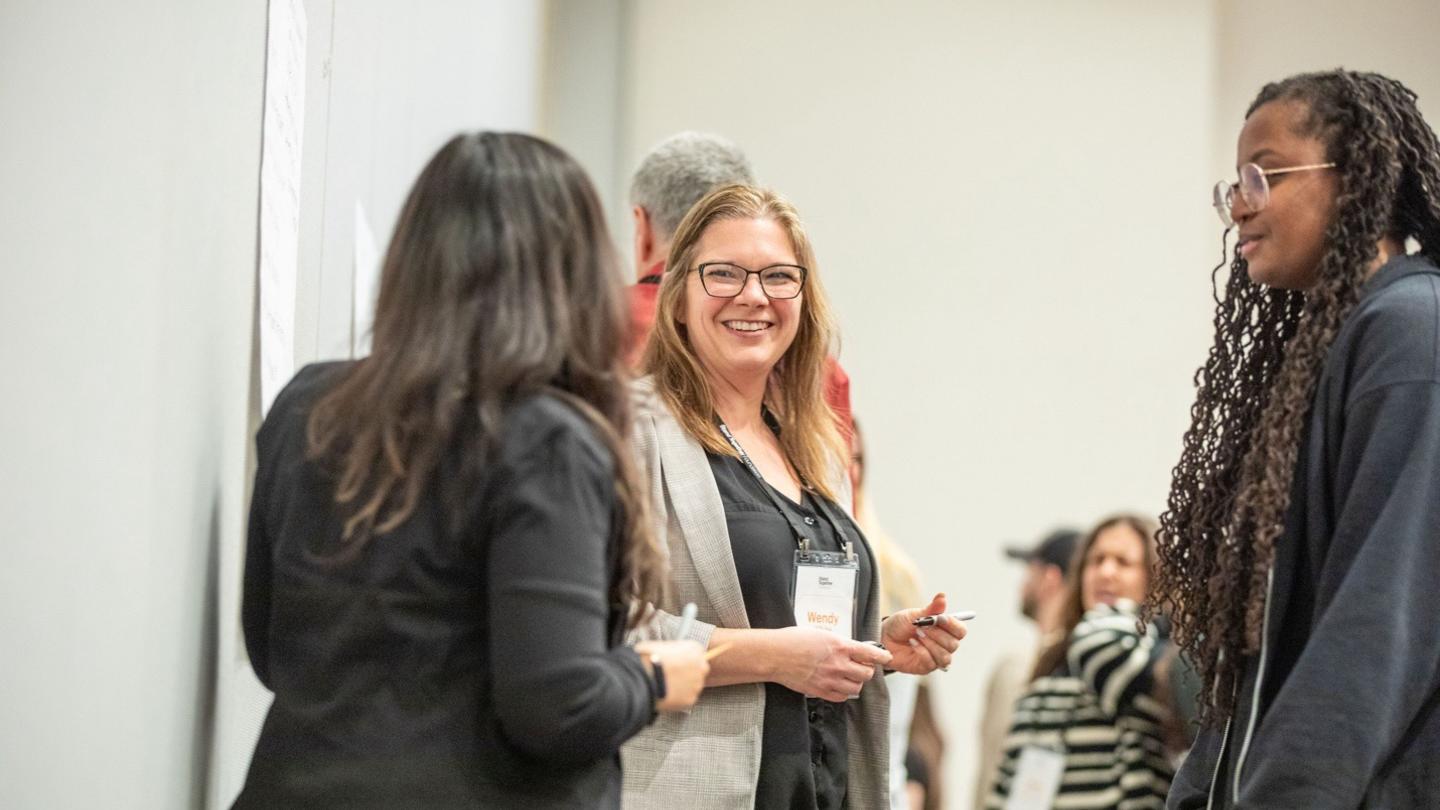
[
  {"xmin": 234, "ymin": 132, "xmax": 708, "ymax": 808},
  {"xmin": 984, "ymin": 514, "xmax": 1178, "ymax": 810},
  {"xmin": 1155, "ymin": 70, "xmax": 1440, "ymax": 808}
]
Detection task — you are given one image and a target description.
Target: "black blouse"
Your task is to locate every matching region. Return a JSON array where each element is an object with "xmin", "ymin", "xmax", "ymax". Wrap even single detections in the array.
[
  {"xmin": 706, "ymin": 450, "xmax": 875, "ymax": 810},
  {"xmin": 236, "ymin": 362, "xmax": 655, "ymax": 809}
]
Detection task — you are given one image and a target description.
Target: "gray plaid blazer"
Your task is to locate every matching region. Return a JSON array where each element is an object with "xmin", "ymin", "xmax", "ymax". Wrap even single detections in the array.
[{"xmin": 620, "ymin": 378, "xmax": 890, "ymax": 809}]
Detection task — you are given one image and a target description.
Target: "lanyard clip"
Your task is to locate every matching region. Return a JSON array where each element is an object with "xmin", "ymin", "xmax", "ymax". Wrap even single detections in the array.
[{"xmin": 844, "ymin": 542, "xmax": 854, "ymax": 562}]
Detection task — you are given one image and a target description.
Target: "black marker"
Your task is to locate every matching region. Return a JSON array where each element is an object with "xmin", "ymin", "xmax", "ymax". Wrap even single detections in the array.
[{"xmin": 912, "ymin": 611, "xmax": 977, "ymax": 627}]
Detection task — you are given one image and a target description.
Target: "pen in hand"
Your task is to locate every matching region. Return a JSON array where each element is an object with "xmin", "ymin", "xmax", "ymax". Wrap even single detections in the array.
[
  {"xmin": 675, "ymin": 602, "xmax": 698, "ymax": 640},
  {"xmin": 704, "ymin": 642, "xmax": 733, "ymax": 661},
  {"xmin": 913, "ymin": 611, "xmax": 977, "ymax": 627}
]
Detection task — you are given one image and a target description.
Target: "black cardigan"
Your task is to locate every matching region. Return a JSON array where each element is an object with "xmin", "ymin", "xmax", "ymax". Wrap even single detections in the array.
[
  {"xmin": 234, "ymin": 362, "xmax": 655, "ymax": 809},
  {"xmin": 1169, "ymin": 254, "xmax": 1440, "ymax": 809}
]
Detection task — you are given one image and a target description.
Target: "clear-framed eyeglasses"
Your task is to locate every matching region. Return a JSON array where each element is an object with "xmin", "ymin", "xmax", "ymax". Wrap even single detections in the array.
[
  {"xmin": 1212, "ymin": 161, "xmax": 1336, "ymax": 227},
  {"xmin": 695, "ymin": 262, "xmax": 807, "ymax": 300}
]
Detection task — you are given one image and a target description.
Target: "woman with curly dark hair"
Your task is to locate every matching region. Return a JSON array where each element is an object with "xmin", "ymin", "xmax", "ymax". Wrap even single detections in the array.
[{"xmin": 1154, "ymin": 70, "xmax": 1440, "ymax": 808}]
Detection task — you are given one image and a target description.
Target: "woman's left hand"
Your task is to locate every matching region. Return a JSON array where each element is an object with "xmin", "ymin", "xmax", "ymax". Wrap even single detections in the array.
[{"xmin": 880, "ymin": 593, "xmax": 967, "ymax": 675}]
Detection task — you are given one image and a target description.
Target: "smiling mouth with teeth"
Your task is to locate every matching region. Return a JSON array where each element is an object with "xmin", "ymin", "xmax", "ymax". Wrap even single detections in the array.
[{"xmin": 724, "ymin": 320, "xmax": 772, "ymax": 332}]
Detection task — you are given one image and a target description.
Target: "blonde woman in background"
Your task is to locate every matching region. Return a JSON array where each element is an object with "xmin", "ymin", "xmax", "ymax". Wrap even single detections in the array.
[
  {"xmin": 621, "ymin": 184, "xmax": 967, "ymax": 809},
  {"xmin": 850, "ymin": 419, "xmax": 942, "ymax": 810}
]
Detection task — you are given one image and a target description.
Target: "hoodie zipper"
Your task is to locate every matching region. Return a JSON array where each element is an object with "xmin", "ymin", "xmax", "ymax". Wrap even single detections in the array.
[
  {"xmin": 1230, "ymin": 566, "xmax": 1276, "ymax": 803},
  {"xmin": 1205, "ymin": 716, "xmax": 1232, "ymax": 810}
]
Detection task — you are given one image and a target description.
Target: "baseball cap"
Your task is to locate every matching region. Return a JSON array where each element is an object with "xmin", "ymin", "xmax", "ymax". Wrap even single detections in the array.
[{"xmin": 1004, "ymin": 528, "xmax": 1081, "ymax": 575}]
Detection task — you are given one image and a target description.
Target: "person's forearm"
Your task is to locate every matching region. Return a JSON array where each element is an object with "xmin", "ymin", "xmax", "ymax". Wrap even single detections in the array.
[
  {"xmin": 494, "ymin": 646, "xmax": 655, "ymax": 763},
  {"xmin": 704, "ymin": 627, "xmax": 784, "ymax": 687}
]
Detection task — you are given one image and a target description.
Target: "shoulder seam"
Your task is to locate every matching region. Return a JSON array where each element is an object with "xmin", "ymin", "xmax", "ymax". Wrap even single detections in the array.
[
  {"xmin": 1348, "ymin": 377, "xmax": 1440, "ymax": 409},
  {"xmin": 1429, "ymin": 274, "xmax": 1439, "ymax": 382},
  {"xmin": 506, "ymin": 396, "xmax": 612, "ymax": 471}
]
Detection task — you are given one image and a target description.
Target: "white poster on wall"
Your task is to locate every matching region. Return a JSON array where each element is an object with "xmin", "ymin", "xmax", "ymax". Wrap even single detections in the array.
[
  {"xmin": 213, "ymin": 0, "xmax": 307, "ymax": 806},
  {"xmin": 352, "ymin": 200, "xmax": 380, "ymax": 357},
  {"xmin": 257, "ymin": 0, "xmax": 307, "ymax": 415}
]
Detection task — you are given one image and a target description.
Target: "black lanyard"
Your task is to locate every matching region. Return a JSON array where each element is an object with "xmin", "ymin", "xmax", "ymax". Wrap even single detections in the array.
[{"xmin": 715, "ymin": 415, "xmax": 854, "ymax": 558}]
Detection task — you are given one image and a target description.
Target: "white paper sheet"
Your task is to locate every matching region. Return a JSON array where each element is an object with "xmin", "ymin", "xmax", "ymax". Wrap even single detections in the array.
[
  {"xmin": 221, "ymin": 0, "xmax": 306, "ymax": 796},
  {"xmin": 351, "ymin": 200, "xmax": 380, "ymax": 357},
  {"xmin": 257, "ymin": 0, "xmax": 307, "ymax": 415}
]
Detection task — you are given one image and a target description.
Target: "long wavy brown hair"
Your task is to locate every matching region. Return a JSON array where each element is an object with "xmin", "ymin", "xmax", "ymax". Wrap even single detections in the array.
[
  {"xmin": 1033, "ymin": 514, "xmax": 1158, "ymax": 681},
  {"xmin": 304, "ymin": 132, "xmax": 666, "ymax": 620},
  {"xmin": 1150, "ymin": 71, "xmax": 1440, "ymax": 721},
  {"xmin": 642, "ymin": 184, "xmax": 847, "ymax": 500}
]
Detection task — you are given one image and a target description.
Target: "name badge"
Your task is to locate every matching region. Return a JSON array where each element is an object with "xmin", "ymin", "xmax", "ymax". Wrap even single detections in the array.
[
  {"xmin": 1003, "ymin": 746, "xmax": 1065, "ymax": 810},
  {"xmin": 792, "ymin": 547, "xmax": 858, "ymax": 639}
]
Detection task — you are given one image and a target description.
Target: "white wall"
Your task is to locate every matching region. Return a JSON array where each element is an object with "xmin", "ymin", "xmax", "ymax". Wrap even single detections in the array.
[
  {"xmin": 287, "ymin": 0, "xmax": 545, "ymax": 366},
  {"xmin": 0, "ymin": 1, "xmax": 545, "ymax": 807},
  {"xmin": 0, "ymin": 2, "xmax": 266, "ymax": 807},
  {"xmin": 539, "ymin": 0, "xmax": 630, "ymax": 252},
  {"xmin": 613, "ymin": 2, "xmax": 1219, "ymax": 804},
  {"xmin": 1214, "ymin": 0, "xmax": 1440, "ymax": 175}
]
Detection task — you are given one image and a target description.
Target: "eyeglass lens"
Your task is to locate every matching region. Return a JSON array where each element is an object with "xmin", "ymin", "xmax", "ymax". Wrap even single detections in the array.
[
  {"xmin": 700, "ymin": 263, "xmax": 805, "ymax": 299},
  {"xmin": 1212, "ymin": 163, "xmax": 1271, "ymax": 227}
]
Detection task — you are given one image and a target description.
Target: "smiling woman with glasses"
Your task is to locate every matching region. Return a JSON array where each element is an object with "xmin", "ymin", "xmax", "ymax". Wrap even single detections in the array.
[{"xmin": 620, "ymin": 184, "xmax": 967, "ymax": 810}]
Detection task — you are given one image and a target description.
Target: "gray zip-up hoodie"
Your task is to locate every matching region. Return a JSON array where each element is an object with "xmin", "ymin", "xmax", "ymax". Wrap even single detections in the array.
[{"xmin": 1168, "ymin": 253, "xmax": 1440, "ymax": 809}]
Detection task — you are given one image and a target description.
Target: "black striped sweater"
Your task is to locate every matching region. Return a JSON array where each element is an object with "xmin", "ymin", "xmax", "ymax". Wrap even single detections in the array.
[{"xmin": 984, "ymin": 604, "xmax": 1175, "ymax": 810}]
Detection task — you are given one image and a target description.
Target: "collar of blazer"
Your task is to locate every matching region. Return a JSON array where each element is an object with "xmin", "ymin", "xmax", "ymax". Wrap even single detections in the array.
[{"xmin": 634, "ymin": 377, "xmax": 752, "ymax": 631}]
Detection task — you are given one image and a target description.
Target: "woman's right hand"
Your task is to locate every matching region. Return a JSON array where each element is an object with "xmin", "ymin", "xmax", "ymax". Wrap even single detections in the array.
[
  {"xmin": 771, "ymin": 626, "xmax": 892, "ymax": 703},
  {"xmin": 636, "ymin": 640, "xmax": 709, "ymax": 712}
]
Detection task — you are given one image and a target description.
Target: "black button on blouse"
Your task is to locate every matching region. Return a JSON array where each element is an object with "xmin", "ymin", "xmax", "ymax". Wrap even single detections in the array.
[{"xmin": 706, "ymin": 451, "xmax": 875, "ymax": 810}]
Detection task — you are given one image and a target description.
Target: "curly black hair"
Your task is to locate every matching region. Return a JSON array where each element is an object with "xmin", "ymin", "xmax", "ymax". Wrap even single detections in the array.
[{"xmin": 1150, "ymin": 70, "xmax": 1440, "ymax": 723}]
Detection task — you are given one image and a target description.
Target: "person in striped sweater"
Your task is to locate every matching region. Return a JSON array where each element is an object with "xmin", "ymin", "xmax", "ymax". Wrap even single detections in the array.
[{"xmin": 985, "ymin": 514, "xmax": 1179, "ymax": 810}]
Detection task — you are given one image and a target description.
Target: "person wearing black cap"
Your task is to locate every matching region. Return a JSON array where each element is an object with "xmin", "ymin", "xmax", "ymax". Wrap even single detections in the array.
[
  {"xmin": 970, "ymin": 528, "xmax": 1079, "ymax": 810},
  {"xmin": 1005, "ymin": 530, "xmax": 1081, "ymax": 632}
]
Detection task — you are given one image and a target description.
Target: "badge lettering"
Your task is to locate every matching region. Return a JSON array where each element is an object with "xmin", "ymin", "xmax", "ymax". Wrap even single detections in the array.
[{"xmin": 806, "ymin": 611, "xmax": 839, "ymax": 627}]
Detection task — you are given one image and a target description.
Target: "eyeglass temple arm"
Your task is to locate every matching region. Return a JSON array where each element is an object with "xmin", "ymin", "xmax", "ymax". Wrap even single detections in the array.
[{"xmin": 1261, "ymin": 162, "xmax": 1336, "ymax": 177}]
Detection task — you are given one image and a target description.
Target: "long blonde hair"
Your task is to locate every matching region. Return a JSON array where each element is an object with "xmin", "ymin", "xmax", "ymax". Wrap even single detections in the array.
[{"xmin": 642, "ymin": 184, "xmax": 846, "ymax": 500}]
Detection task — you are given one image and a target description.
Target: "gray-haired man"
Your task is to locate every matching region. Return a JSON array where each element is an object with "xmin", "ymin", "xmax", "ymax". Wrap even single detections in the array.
[{"xmin": 625, "ymin": 131, "xmax": 755, "ymax": 365}]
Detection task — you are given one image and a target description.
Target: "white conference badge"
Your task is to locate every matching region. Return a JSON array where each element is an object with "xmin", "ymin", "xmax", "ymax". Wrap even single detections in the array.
[
  {"xmin": 792, "ymin": 547, "xmax": 858, "ymax": 639},
  {"xmin": 1003, "ymin": 746, "xmax": 1065, "ymax": 810}
]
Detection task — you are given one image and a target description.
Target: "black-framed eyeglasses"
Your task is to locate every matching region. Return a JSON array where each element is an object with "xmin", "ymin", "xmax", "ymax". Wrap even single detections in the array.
[
  {"xmin": 695, "ymin": 262, "xmax": 808, "ymax": 300},
  {"xmin": 1212, "ymin": 161, "xmax": 1336, "ymax": 227}
]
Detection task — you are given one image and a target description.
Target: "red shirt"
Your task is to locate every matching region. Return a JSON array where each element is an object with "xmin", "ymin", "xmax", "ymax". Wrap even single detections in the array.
[
  {"xmin": 625, "ymin": 261, "xmax": 855, "ymax": 447},
  {"xmin": 624, "ymin": 261, "xmax": 666, "ymax": 369}
]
